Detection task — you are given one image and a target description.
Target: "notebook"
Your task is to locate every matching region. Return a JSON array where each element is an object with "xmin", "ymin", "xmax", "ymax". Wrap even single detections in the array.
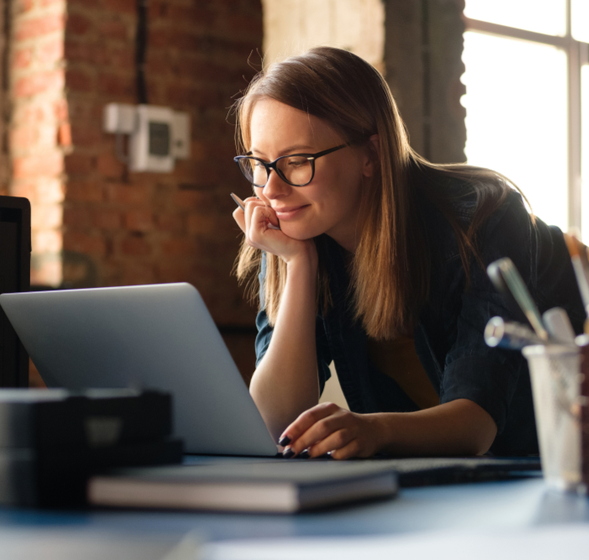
[
  {"xmin": 87, "ymin": 460, "xmax": 399, "ymax": 513},
  {"xmin": 0, "ymin": 283, "xmax": 279, "ymax": 457}
]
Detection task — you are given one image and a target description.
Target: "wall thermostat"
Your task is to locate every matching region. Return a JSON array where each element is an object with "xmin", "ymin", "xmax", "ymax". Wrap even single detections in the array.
[{"xmin": 103, "ymin": 103, "xmax": 190, "ymax": 172}]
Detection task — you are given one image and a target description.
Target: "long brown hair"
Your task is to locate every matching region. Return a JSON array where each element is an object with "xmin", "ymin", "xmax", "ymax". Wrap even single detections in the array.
[{"xmin": 233, "ymin": 46, "xmax": 516, "ymax": 340}]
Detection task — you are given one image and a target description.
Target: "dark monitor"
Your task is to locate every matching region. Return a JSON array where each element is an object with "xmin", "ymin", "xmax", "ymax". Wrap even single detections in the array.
[{"xmin": 0, "ymin": 195, "xmax": 31, "ymax": 386}]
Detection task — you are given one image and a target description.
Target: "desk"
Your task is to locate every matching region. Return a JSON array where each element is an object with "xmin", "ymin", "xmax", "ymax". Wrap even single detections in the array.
[{"xmin": 0, "ymin": 473, "xmax": 588, "ymax": 558}]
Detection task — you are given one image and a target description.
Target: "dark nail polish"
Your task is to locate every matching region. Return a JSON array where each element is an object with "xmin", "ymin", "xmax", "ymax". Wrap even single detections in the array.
[
  {"xmin": 299, "ymin": 449, "xmax": 310, "ymax": 459},
  {"xmin": 278, "ymin": 435, "xmax": 291, "ymax": 446},
  {"xmin": 282, "ymin": 447, "xmax": 295, "ymax": 458}
]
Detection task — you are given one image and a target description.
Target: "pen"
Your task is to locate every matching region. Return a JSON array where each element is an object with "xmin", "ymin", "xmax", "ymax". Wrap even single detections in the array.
[
  {"xmin": 230, "ymin": 192, "xmax": 246, "ymax": 211},
  {"xmin": 542, "ymin": 307, "xmax": 576, "ymax": 344},
  {"xmin": 230, "ymin": 193, "xmax": 280, "ymax": 230},
  {"xmin": 484, "ymin": 316, "xmax": 545, "ymax": 349},
  {"xmin": 487, "ymin": 257, "xmax": 550, "ymax": 341}
]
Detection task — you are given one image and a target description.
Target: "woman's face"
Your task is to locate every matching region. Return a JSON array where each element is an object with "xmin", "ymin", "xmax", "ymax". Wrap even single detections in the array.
[{"xmin": 247, "ymin": 98, "xmax": 374, "ymax": 252}]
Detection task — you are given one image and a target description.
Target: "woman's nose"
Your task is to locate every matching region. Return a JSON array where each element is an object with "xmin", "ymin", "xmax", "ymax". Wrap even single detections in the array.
[{"xmin": 262, "ymin": 169, "xmax": 291, "ymax": 199}]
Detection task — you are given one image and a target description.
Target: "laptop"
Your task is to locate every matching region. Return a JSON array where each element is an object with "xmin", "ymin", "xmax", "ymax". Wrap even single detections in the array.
[{"xmin": 0, "ymin": 283, "xmax": 279, "ymax": 457}]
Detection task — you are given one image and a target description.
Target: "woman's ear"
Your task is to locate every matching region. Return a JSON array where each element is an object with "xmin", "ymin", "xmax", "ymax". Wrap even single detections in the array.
[{"xmin": 362, "ymin": 134, "xmax": 380, "ymax": 178}]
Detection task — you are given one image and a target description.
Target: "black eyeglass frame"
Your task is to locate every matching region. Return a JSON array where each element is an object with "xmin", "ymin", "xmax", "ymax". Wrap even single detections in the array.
[{"xmin": 233, "ymin": 144, "xmax": 348, "ymax": 188}]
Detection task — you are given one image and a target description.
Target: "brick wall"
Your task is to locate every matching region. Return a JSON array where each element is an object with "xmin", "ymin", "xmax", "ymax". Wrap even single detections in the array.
[
  {"xmin": 8, "ymin": 0, "xmax": 264, "ymax": 383},
  {"xmin": 62, "ymin": 0, "xmax": 262, "ymax": 324}
]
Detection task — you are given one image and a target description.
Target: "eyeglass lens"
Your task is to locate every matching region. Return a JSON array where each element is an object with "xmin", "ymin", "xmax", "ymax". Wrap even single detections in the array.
[{"xmin": 238, "ymin": 156, "xmax": 313, "ymax": 187}]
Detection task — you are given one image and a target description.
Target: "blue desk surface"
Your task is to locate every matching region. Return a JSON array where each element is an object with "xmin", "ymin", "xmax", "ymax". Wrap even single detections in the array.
[{"xmin": 1, "ymin": 474, "xmax": 587, "ymax": 545}]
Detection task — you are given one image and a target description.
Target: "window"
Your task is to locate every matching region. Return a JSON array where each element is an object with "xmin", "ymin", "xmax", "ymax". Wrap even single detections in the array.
[{"xmin": 462, "ymin": 0, "xmax": 589, "ymax": 237}]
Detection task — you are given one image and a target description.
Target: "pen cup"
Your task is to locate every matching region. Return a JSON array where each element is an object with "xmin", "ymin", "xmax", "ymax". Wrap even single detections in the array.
[
  {"xmin": 522, "ymin": 344, "xmax": 587, "ymax": 493},
  {"xmin": 574, "ymin": 335, "xmax": 589, "ymax": 489}
]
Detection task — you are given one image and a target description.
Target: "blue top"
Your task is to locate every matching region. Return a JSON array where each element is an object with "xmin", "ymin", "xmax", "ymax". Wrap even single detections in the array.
[{"xmin": 254, "ymin": 183, "xmax": 585, "ymax": 456}]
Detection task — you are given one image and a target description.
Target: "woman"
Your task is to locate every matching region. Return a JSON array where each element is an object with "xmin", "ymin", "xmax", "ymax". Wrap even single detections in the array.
[{"xmin": 231, "ymin": 46, "xmax": 584, "ymax": 459}]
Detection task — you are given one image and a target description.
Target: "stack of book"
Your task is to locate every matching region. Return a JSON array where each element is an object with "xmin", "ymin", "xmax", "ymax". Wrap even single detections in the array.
[{"xmin": 0, "ymin": 388, "xmax": 182, "ymax": 508}]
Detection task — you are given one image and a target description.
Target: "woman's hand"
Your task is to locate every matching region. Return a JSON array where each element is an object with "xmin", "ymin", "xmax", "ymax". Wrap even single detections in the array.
[
  {"xmin": 278, "ymin": 399, "xmax": 498, "ymax": 459},
  {"xmin": 232, "ymin": 197, "xmax": 312, "ymax": 263},
  {"xmin": 278, "ymin": 402, "xmax": 383, "ymax": 460}
]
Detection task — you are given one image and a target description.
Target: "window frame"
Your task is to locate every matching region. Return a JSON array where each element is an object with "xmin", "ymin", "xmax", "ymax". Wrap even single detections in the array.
[{"xmin": 464, "ymin": 0, "xmax": 589, "ymax": 234}]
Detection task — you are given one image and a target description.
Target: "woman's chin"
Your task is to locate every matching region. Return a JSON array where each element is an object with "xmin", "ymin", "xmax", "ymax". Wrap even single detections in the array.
[{"xmin": 280, "ymin": 224, "xmax": 320, "ymax": 241}]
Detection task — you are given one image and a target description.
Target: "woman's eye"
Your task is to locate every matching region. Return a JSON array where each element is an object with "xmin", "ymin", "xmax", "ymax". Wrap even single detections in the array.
[{"xmin": 287, "ymin": 157, "xmax": 308, "ymax": 167}]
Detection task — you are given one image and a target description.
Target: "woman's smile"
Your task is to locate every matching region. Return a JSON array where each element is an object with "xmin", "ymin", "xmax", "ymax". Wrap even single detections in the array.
[{"xmin": 272, "ymin": 204, "xmax": 310, "ymax": 221}]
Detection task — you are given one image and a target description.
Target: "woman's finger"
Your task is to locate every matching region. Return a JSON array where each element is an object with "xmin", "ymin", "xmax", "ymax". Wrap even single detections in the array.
[
  {"xmin": 283, "ymin": 408, "xmax": 378, "ymax": 459},
  {"xmin": 232, "ymin": 196, "xmax": 264, "ymax": 234},
  {"xmin": 328, "ymin": 438, "xmax": 363, "ymax": 460},
  {"xmin": 232, "ymin": 207, "xmax": 246, "ymax": 232},
  {"xmin": 241, "ymin": 200, "xmax": 277, "ymax": 241},
  {"xmin": 303, "ymin": 426, "xmax": 356, "ymax": 458},
  {"xmin": 281, "ymin": 405, "xmax": 353, "ymax": 457},
  {"xmin": 279, "ymin": 403, "xmax": 341, "ymax": 449},
  {"xmin": 250, "ymin": 205, "xmax": 279, "ymax": 232},
  {"xmin": 244, "ymin": 210, "xmax": 282, "ymax": 253}
]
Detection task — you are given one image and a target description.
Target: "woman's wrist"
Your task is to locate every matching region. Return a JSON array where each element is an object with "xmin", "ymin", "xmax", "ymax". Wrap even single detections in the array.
[
  {"xmin": 363, "ymin": 413, "xmax": 393, "ymax": 456},
  {"xmin": 283, "ymin": 240, "xmax": 318, "ymax": 272}
]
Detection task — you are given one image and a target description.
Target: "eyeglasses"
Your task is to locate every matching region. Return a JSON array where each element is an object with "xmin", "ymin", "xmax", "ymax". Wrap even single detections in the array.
[{"xmin": 234, "ymin": 144, "xmax": 348, "ymax": 188}]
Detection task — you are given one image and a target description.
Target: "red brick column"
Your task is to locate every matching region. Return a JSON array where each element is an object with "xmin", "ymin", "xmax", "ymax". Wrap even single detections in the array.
[{"xmin": 10, "ymin": 0, "xmax": 69, "ymax": 286}]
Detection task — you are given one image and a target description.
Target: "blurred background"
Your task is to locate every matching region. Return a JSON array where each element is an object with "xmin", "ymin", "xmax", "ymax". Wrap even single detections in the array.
[{"xmin": 0, "ymin": 0, "xmax": 586, "ymax": 390}]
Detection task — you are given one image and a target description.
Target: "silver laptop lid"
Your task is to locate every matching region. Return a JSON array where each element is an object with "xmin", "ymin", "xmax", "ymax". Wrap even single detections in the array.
[{"xmin": 0, "ymin": 283, "xmax": 278, "ymax": 457}]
